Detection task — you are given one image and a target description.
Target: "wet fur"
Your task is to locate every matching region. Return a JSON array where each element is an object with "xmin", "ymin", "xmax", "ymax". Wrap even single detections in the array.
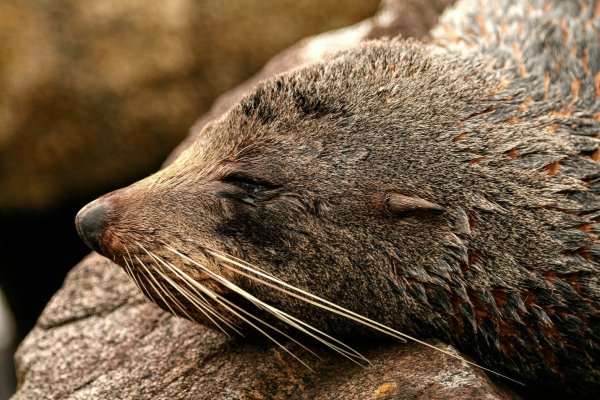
[{"xmin": 89, "ymin": 0, "xmax": 599, "ymax": 397}]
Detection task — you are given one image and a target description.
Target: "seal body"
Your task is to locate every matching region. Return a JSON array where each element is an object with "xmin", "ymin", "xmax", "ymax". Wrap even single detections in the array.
[{"xmin": 76, "ymin": 0, "xmax": 599, "ymax": 397}]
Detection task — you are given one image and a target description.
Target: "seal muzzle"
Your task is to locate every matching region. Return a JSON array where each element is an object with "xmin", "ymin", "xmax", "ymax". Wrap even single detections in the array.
[{"xmin": 75, "ymin": 199, "xmax": 109, "ymax": 254}]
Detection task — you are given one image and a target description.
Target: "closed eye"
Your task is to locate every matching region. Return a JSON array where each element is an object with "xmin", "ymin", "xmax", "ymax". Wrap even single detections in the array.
[
  {"xmin": 220, "ymin": 172, "xmax": 281, "ymax": 192},
  {"xmin": 217, "ymin": 172, "xmax": 283, "ymax": 206}
]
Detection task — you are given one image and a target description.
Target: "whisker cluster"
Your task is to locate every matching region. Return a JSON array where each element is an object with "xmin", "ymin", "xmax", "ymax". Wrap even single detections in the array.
[{"xmin": 119, "ymin": 242, "xmax": 523, "ymax": 384}]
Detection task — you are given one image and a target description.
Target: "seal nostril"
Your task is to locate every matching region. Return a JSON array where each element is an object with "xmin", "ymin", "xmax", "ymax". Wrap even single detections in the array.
[{"xmin": 75, "ymin": 200, "xmax": 109, "ymax": 254}]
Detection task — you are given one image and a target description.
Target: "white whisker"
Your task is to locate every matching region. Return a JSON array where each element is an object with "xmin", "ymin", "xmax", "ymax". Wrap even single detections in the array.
[
  {"xmin": 192, "ymin": 246, "xmax": 523, "ymax": 385},
  {"xmin": 159, "ymin": 245, "xmax": 369, "ymax": 365},
  {"xmin": 143, "ymin": 250, "xmax": 240, "ymax": 336},
  {"xmin": 138, "ymin": 245, "xmax": 315, "ymax": 370},
  {"xmin": 214, "ymin": 293, "xmax": 323, "ymax": 361},
  {"xmin": 135, "ymin": 253, "xmax": 204, "ymax": 328},
  {"xmin": 130, "ymin": 241, "xmax": 522, "ymax": 384},
  {"xmin": 134, "ymin": 255, "xmax": 181, "ymax": 318},
  {"xmin": 160, "ymin": 256, "xmax": 321, "ymax": 363},
  {"xmin": 207, "ymin": 248, "xmax": 409, "ymax": 342},
  {"xmin": 123, "ymin": 252, "xmax": 156, "ymax": 304}
]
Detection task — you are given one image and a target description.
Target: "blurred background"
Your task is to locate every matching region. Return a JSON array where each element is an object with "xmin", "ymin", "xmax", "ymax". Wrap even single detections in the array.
[{"xmin": 0, "ymin": 1, "xmax": 383, "ymax": 397}]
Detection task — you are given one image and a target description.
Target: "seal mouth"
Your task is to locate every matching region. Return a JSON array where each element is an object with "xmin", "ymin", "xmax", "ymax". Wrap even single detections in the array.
[{"xmin": 75, "ymin": 199, "xmax": 109, "ymax": 254}]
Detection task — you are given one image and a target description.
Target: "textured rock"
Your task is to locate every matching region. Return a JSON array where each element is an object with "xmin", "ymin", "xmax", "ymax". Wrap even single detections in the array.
[
  {"xmin": 0, "ymin": 0, "xmax": 378, "ymax": 211},
  {"xmin": 13, "ymin": 255, "xmax": 519, "ymax": 400}
]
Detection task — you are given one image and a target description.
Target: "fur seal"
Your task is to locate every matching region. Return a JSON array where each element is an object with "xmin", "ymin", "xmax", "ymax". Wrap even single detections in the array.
[{"xmin": 76, "ymin": 0, "xmax": 599, "ymax": 397}]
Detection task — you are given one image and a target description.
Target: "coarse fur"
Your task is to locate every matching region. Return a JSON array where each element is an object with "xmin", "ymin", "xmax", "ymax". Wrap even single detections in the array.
[{"xmin": 77, "ymin": 0, "xmax": 599, "ymax": 397}]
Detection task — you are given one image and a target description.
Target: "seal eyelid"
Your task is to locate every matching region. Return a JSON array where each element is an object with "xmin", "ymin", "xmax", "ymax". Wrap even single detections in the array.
[{"xmin": 220, "ymin": 172, "xmax": 281, "ymax": 191}]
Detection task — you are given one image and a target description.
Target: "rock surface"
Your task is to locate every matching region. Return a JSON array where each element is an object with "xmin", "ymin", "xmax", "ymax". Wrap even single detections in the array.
[
  {"xmin": 14, "ymin": 254, "xmax": 519, "ymax": 400},
  {"xmin": 7, "ymin": 1, "xmax": 524, "ymax": 399},
  {"xmin": 0, "ymin": 0, "xmax": 379, "ymax": 211}
]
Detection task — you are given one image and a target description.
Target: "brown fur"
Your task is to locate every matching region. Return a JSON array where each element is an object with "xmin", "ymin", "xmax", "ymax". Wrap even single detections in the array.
[{"xmin": 77, "ymin": 0, "xmax": 599, "ymax": 397}]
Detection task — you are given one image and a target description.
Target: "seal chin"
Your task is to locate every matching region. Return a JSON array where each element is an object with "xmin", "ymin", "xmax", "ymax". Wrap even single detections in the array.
[{"xmin": 76, "ymin": 199, "xmax": 109, "ymax": 254}]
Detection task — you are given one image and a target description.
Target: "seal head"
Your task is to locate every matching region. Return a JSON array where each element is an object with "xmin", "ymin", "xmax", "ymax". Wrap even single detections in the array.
[{"xmin": 77, "ymin": 37, "xmax": 599, "ymax": 397}]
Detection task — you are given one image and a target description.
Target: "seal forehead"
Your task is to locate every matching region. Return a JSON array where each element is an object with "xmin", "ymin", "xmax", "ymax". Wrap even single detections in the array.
[
  {"xmin": 226, "ymin": 40, "xmax": 499, "ymax": 146},
  {"xmin": 172, "ymin": 40, "xmax": 503, "ymax": 191}
]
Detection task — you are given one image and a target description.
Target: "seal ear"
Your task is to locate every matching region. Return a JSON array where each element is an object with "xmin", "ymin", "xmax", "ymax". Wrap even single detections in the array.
[{"xmin": 386, "ymin": 193, "xmax": 445, "ymax": 217}]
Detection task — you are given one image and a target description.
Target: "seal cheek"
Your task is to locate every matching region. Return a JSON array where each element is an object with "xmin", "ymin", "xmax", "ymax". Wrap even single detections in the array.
[{"xmin": 75, "ymin": 199, "xmax": 109, "ymax": 254}]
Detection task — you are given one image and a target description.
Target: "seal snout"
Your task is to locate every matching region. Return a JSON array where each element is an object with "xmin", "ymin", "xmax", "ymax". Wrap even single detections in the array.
[{"xmin": 76, "ymin": 199, "xmax": 109, "ymax": 254}]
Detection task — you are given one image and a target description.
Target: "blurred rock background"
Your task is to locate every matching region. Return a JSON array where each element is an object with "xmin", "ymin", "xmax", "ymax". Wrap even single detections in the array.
[{"xmin": 0, "ymin": 0, "xmax": 382, "ymax": 397}]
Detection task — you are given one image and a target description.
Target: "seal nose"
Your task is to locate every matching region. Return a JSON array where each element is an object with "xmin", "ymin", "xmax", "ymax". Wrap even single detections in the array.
[{"xmin": 75, "ymin": 199, "xmax": 108, "ymax": 253}]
